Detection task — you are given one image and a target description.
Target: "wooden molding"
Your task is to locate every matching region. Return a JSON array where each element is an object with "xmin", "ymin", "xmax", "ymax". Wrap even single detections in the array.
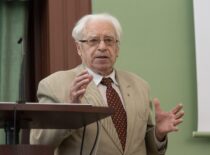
[{"xmin": 30, "ymin": 0, "xmax": 91, "ymax": 90}]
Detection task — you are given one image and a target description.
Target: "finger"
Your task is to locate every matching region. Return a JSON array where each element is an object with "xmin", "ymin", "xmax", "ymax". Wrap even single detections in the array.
[
  {"xmin": 74, "ymin": 73, "xmax": 91, "ymax": 84},
  {"xmin": 75, "ymin": 76, "xmax": 92, "ymax": 89},
  {"xmin": 74, "ymin": 69, "xmax": 91, "ymax": 83},
  {"xmin": 175, "ymin": 110, "xmax": 184, "ymax": 119},
  {"xmin": 88, "ymin": 74, "xmax": 93, "ymax": 81},
  {"xmin": 69, "ymin": 71, "xmax": 92, "ymax": 102},
  {"xmin": 153, "ymin": 98, "xmax": 162, "ymax": 113},
  {"xmin": 172, "ymin": 127, "xmax": 179, "ymax": 132},
  {"xmin": 173, "ymin": 118, "xmax": 184, "ymax": 126},
  {"xmin": 71, "ymin": 88, "xmax": 86, "ymax": 103},
  {"xmin": 171, "ymin": 103, "xmax": 183, "ymax": 114},
  {"xmin": 76, "ymin": 88, "xmax": 86, "ymax": 97},
  {"xmin": 73, "ymin": 72, "xmax": 92, "ymax": 90}
]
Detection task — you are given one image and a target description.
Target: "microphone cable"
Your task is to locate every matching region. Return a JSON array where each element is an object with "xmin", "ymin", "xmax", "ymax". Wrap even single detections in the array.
[
  {"xmin": 89, "ymin": 121, "xmax": 99, "ymax": 155},
  {"xmin": 82, "ymin": 95, "xmax": 101, "ymax": 155},
  {"xmin": 80, "ymin": 125, "xmax": 86, "ymax": 155},
  {"xmin": 13, "ymin": 104, "xmax": 17, "ymax": 144},
  {"xmin": 80, "ymin": 121, "xmax": 100, "ymax": 155}
]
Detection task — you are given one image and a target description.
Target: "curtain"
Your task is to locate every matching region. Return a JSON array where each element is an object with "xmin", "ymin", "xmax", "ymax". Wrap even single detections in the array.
[{"xmin": 0, "ymin": 0, "xmax": 28, "ymax": 144}]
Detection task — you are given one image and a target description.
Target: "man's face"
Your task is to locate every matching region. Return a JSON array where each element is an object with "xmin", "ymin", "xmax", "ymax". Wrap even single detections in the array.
[{"xmin": 76, "ymin": 20, "xmax": 119, "ymax": 76}]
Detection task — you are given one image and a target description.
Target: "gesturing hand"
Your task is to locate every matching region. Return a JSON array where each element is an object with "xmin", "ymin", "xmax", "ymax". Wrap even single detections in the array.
[
  {"xmin": 153, "ymin": 98, "xmax": 184, "ymax": 141},
  {"xmin": 69, "ymin": 70, "xmax": 93, "ymax": 103}
]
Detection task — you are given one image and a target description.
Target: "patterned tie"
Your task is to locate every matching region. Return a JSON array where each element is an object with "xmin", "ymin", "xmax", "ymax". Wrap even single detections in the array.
[{"xmin": 101, "ymin": 77, "xmax": 127, "ymax": 151}]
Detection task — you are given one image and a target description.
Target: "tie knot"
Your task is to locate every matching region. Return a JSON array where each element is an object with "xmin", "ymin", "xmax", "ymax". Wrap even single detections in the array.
[{"xmin": 101, "ymin": 77, "xmax": 113, "ymax": 87}]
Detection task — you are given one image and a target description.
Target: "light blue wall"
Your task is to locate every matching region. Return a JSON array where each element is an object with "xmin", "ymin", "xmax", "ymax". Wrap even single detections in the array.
[{"xmin": 92, "ymin": 0, "xmax": 210, "ymax": 155}]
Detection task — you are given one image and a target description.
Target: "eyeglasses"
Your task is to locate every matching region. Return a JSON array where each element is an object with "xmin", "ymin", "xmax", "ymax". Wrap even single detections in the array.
[{"xmin": 79, "ymin": 37, "xmax": 119, "ymax": 47}]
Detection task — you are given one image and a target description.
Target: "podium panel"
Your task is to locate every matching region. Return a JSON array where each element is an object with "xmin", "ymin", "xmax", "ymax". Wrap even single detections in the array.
[
  {"xmin": 0, "ymin": 103, "xmax": 113, "ymax": 155},
  {"xmin": 0, "ymin": 145, "xmax": 54, "ymax": 155},
  {"xmin": 0, "ymin": 103, "xmax": 113, "ymax": 129}
]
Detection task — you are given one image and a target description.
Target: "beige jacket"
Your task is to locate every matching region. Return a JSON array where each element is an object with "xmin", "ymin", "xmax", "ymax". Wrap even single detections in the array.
[{"xmin": 30, "ymin": 65, "xmax": 166, "ymax": 155}]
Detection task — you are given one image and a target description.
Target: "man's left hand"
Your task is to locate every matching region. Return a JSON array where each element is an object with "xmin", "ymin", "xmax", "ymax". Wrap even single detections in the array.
[{"xmin": 153, "ymin": 98, "xmax": 184, "ymax": 141}]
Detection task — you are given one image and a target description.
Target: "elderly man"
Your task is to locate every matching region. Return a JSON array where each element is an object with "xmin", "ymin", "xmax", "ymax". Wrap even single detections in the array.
[{"xmin": 30, "ymin": 13, "xmax": 184, "ymax": 155}]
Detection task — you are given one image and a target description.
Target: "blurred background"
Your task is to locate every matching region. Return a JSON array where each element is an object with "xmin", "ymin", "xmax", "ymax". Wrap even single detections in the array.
[{"xmin": 0, "ymin": 0, "xmax": 210, "ymax": 154}]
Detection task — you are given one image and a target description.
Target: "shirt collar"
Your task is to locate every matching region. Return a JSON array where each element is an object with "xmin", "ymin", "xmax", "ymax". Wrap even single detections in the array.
[{"xmin": 86, "ymin": 67, "xmax": 118, "ymax": 86}]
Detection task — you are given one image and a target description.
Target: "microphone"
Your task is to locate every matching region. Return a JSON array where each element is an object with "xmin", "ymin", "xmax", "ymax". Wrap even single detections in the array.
[
  {"xmin": 17, "ymin": 37, "xmax": 26, "ymax": 104},
  {"xmin": 17, "ymin": 38, "xmax": 22, "ymax": 44}
]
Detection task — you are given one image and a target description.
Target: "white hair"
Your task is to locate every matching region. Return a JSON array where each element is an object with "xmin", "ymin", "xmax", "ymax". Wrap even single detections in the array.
[{"xmin": 72, "ymin": 13, "xmax": 122, "ymax": 41}]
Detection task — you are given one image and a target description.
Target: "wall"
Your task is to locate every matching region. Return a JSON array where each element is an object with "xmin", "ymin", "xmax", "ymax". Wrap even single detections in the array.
[
  {"xmin": 0, "ymin": 1, "xmax": 28, "ymax": 144},
  {"xmin": 92, "ymin": 0, "xmax": 210, "ymax": 155},
  {"xmin": 1, "ymin": 0, "xmax": 209, "ymax": 153}
]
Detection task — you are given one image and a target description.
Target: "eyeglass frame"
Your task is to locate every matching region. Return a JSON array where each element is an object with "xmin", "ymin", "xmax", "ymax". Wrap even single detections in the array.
[{"xmin": 78, "ymin": 36, "xmax": 119, "ymax": 47}]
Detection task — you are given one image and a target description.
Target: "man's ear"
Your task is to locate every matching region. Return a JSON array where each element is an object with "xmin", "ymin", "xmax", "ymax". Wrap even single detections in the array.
[
  {"xmin": 116, "ymin": 49, "xmax": 119, "ymax": 57},
  {"xmin": 116, "ymin": 46, "xmax": 120, "ymax": 57},
  {"xmin": 76, "ymin": 42, "xmax": 82, "ymax": 56}
]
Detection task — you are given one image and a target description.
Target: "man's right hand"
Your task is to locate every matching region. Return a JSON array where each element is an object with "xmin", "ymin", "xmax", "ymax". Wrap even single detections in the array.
[{"xmin": 69, "ymin": 70, "xmax": 93, "ymax": 103}]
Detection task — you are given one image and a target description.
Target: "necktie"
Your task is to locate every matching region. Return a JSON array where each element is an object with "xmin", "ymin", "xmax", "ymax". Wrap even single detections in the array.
[{"xmin": 101, "ymin": 77, "xmax": 127, "ymax": 151}]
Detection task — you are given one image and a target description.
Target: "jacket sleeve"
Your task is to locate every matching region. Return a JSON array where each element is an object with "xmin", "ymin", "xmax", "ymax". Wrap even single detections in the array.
[
  {"xmin": 30, "ymin": 79, "xmax": 72, "ymax": 148},
  {"xmin": 145, "ymin": 101, "xmax": 168, "ymax": 155}
]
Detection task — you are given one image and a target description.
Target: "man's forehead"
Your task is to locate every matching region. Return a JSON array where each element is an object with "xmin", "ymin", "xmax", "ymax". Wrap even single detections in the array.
[
  {"xmin": 84, "ymin": 20, "xmax": 117, "ymax": 36},
  {"xmin": 86, "ymin": 33, "xmax": 116, "ymax": 38}
]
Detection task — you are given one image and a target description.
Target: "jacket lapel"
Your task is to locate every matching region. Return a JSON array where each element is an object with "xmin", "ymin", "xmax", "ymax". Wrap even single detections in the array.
[
  {"xmin": 116, "ymin": 71, "xmax": 138, "ymax": 154},
  {"xmin": 81, "ymin": 78, "xmax": 123, "ymax": 153},
  {"xmin": 75, "ymin": 66, "xmax": 141, "ymax": 154}
]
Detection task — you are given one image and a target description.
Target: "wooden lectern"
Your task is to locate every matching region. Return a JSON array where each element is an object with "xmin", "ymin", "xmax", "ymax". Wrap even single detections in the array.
[{"xmin": 0, "ymin": 103, "xmax": 113, "ymax": 155}]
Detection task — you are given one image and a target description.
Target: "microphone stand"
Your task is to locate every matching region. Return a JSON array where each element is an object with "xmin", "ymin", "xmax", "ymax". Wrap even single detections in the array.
[
  {"xmin": 18, "ymin": 37, "xmax": 26, "ymax": 104},
  {"xmin": 4, "ymin": 37, "xmax": 25, "ymax": 145}
]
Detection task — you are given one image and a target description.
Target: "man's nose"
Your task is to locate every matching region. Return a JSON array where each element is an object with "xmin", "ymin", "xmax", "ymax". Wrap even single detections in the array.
[{"xmin": 98, "ymin": 40, "xmax": 107, "ymax": 50}]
